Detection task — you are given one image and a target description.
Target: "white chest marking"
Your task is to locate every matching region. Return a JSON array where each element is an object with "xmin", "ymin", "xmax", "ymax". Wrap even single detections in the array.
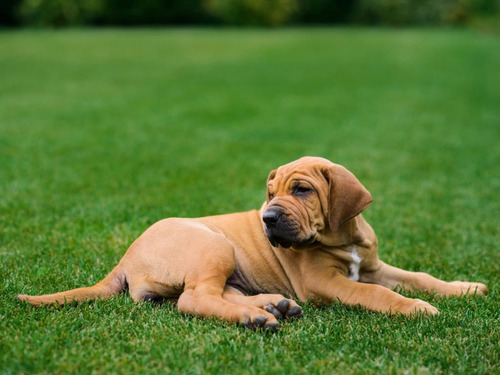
[{"xmin": 348, "ymin": 246, "xmax": 362, "ymax": 281}]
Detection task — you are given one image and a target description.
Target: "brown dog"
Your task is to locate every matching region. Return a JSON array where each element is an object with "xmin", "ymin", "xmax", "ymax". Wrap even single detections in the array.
[{"xmin": 18, "ymin": 157, "xmax": 488, "ymax": 329}]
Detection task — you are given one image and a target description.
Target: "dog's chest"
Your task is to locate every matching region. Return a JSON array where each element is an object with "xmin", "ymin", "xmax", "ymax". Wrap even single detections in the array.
[{"xmin": 348, "ymin": 246, "xmax": 362, "ymax": 281}]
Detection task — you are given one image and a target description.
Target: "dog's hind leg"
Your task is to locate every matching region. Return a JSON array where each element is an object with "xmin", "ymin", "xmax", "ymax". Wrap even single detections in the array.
[
  {"xmin": 176, "ymin": 243, "xmax": 281, "ymax": 330},
  {"xmin": 135, "ymin": 223, "xmax": 281, "ymax": 329},
  {"xmin": 128, "ymin": 279, "xmax": 162, "ymax": 304},
  {"xmin": 178, "ymin": 280, "xmax": 280, "ymax": 330},
  {"xmin": 222, "ymin": 288, "xmax": 302, "ymax": 320}
]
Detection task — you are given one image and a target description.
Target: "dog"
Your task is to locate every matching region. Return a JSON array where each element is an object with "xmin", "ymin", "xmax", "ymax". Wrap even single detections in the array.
[{"xmin": 17, "ymin": 157, "xmax": 488, "ymax": 330}]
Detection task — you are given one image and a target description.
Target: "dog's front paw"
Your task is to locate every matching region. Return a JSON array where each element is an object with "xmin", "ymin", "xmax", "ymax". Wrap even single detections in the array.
[
  {"xmin": 449, "ymin": 281, "xmax": 488, "ymax": 296},
  {"xmin": 395, "ymin": 299, "xmax": 439, "ymax": 317},
  {"xmin": 241, "ymin": 315, "xmax": 279, "ymax": 331},
  {"xmin": 265, "ymin": 299, "xmax": 303, "ymax": 320}
]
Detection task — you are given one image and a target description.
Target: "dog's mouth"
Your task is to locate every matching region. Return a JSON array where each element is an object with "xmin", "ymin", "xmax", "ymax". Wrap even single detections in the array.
[
  {"xmin": 267, "ymin": 234, "xmax": 293, "ymax": 249},
  {"xmin": 263, "ymin": 207, "xmax": 317, "ymax": 249},
  {"xmin": 266, "ymin": 231, "xmax": 316, "ymax": 250}
]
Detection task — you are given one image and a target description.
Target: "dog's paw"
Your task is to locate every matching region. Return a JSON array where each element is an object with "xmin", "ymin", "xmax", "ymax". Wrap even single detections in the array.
[
  {"xmin": 449, "ymin": 281, "xmax": 488, "ymax": 296},
  {"xmin": 396, "ymin": 299, "xmax": 439, "ymax": 317},
  {"xmin": 264, "ymin": 299, "xmax": 303, "ymax": 320},
  {"xmin": 241, "ymin": 315, "xmax": 279, "ymax": 331}
]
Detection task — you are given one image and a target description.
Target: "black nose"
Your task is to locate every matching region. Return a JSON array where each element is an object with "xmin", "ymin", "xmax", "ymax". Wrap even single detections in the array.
[{"xmin": 263, "ymin": 210, "xmax": 282, "ymax": 226}]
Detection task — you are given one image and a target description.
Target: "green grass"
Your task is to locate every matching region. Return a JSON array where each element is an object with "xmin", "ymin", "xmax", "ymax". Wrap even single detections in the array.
[{"xmin": 1, "ymin": 28, "xmax": 499, "ymax": 374}]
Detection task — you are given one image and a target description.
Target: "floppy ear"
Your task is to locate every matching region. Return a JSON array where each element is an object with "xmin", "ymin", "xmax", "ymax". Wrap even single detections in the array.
[
  {"xmin": 322, "ymin": 165, "xmax": 373, "ymax": 232},
  {"xmin": 267, "ymin": 169, "xmax": 277, "ymax": 182}
]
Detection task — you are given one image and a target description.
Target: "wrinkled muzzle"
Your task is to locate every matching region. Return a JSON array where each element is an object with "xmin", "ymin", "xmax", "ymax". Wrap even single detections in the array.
[{"xmin": 262, "ymin": 206, "xmax": 313, "ymax": 249}]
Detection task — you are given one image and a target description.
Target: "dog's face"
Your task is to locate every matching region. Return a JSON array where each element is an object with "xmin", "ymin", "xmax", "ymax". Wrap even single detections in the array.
[{"xmin": 262, "ymin": 157, "xmax": 372, "ymax": 249}]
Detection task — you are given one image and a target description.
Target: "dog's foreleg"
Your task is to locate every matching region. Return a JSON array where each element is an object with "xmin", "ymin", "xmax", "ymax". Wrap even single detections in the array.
[
  {"xmin": 360, "ymin": 261, "xmax": 488, "ymax": 297},
  {"xmin": 303, "ymin": 271, "xmax": 439, "ymax": 316}
]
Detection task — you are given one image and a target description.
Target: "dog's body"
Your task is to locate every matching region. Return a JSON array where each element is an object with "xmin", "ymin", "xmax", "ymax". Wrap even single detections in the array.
[{"xmin": 18, "ymin": 157, "xmax": 488, "ymax": 329}]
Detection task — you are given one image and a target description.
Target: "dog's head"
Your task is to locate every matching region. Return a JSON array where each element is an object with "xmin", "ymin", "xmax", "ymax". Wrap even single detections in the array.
[{"xmin": 262, "ymin": 157, "xmax": 372, "ymax": 249}]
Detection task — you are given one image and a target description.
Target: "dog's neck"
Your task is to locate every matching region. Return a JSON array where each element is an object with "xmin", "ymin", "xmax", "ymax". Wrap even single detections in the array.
[{"xmin": 318, "ymin": 216, "xmax": 367, "ymax": 248}]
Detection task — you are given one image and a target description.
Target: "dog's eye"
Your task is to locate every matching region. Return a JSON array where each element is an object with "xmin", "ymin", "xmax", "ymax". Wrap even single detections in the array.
[
  {"xmin": 293, "ymin": 186, "xmax": 313, "ymax": 196},
  {"xmin": 268, "ymin": 193, "xmax": 275, "ymax": 200}
]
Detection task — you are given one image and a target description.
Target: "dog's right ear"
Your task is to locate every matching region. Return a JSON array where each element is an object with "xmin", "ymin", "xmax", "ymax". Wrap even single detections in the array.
[
  {"xmin": 267, "ymin": 169, "xmax": 277, "ymax": 182},
  {"xmin": 262, "ymin": 169, "xmax": 278, "ymax": 207}
]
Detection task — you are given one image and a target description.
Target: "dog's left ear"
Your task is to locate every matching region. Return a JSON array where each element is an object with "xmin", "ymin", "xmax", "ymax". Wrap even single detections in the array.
[{"xmin": 322, "ymin": 165, "xmax": 373, "ymax": 232}]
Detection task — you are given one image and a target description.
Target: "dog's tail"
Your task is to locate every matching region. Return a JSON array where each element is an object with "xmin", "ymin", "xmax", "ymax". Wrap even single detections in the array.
[{"xmin": 17, "ymin": 265, "xmax": 127, "ymax": 306}]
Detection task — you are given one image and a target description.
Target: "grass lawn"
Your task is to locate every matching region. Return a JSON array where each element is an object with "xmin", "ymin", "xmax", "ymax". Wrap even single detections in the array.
[{"xmin": 1, "ymin": 28, "xmax": 499, "ymax": 374}]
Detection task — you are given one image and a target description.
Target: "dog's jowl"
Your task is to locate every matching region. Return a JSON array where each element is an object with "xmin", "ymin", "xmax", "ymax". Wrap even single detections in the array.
[{"xmin": 18, "ymin": 157, "xmax": 488, "ymax": 330}]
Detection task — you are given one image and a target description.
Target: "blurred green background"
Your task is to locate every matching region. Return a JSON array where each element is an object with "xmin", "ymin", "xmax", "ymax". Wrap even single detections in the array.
[{"xmin": 1, "ymin": 0, "xmax": 499, "ymax": 28}]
